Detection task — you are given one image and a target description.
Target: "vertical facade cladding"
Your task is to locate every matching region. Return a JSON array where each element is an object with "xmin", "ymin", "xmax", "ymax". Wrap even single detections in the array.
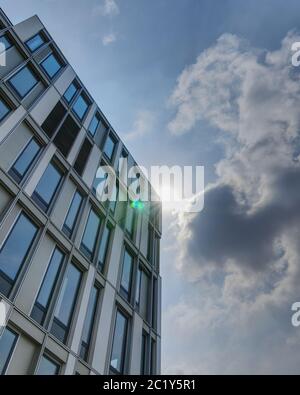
[{"xmin": 0, "ymin": 9, "xmax": 162, "ymax": 375}]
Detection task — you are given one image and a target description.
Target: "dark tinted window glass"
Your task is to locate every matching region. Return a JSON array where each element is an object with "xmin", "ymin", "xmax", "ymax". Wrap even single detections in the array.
[
  {"xmin": 0, "ymin": 35, "xmax": 12, "ymax": 53},
  {"xmin": 72, "ymin": 95, "xmax": 89, "ymax": 120},
  {"xmin": 80, "ymin": 286, "xmax": 99, "ymax": 360},
  {"xmin": 98, "ymin": 224, "xmax": 111, "ymax": 271},
  {"xmin": 88, "ymin": 115, "xmax": 100, "ymax": 136},
  {"xmin": 0, "ymin": 213, "xmax": 38, "ymax": 296},
  {"xmin": 9, "ymin": 66, "xmax": 38, "ymax": 98},
  {"xmin": 9, "ymin": 138, "xmax": 41, "ymax": 183},
  {"xmin": 0, "ymin": 97, "xmax": 10, "ymax": 122},
  {"xmin": 104, "ymin": 134, "xmax": 116, "ymax": 160},
  {"xmin": 51, "ymin": 263, "xmax": 82, "ymax": 343},
  {"xmin": 26, "ymin": 33, "xmax": 45, "ymax": 52},
  {"xmin": 120, "ymin": 249, "xmax": 133, "ymax": 300},
  {"xmin": 110, "ymin": 311, "xmax": 128, "ymax": 374},
  {"xmin": 53, "ymin": 115, "xmax": 80, "ymax": 157},
  {"xmin": 40, "ymin": 53, "xmax": 62, "ymax": 79},
  {"xmin": 63, "ymin": 82, "xmax": 78, "ymax": 104},
  {"xmin": 74, "ymin": 138, "xmax": 92, "ymax": 176},
  {"xmin": 63, "ymin": 191, "xmax": 83, "ymax": 237},
  {"xmin": 0, "ymin": 328, "xmax": 17, "ymax": 374},
  {"xmin": 31, "ymin": 248, "xmax": 64, "ymax": 325},
  {"xmin": 125, "ymin": 204, "xmax": 135, "ymax": 237},
  {"xmin": 140, "ymin": 333, "xmax": 147, "ymax": 375},
  {"xmin": 36, "ymin": 355, "xmax": 60, "ymax": 375},
  {"xmin": 81, "ymin": 209, "xmax": 101, "ymax": 259},
  {"xmin": 32, "ymin": 162, "xmax": 62, "ymax": 212},
  {"xmin": 41, "ymin": 102, "xmax": 67, "ymax": 138}
]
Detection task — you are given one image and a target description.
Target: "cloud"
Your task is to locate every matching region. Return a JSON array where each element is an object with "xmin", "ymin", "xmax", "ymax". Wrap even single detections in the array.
[
  {"xmin": 123, "ymin": 110, "xmax": 155, "ymax": 141},
  {"xmin": 165, "ymin": 31, "xmax": 300, "ymax": 373},
  {"xmin": 102, "ymin": 32, "xmax": 117, "ymax": 46},
  {"xmin": 93, "ymin": 0, "xmax": 119, "ymax": 17}
]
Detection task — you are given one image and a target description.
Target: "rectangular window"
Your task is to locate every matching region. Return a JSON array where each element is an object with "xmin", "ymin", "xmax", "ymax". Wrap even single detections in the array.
[
  {"xmin": 0, "ymin": 213, "xmax": 38, "ymax": 297},
  {"xmin": 62, "ymin": 191, "xmax": 83, "ymax": 238},
  {"xmin": 53, "ymin": 115, "xmax": 80, "ymax": 157},
  {"xmin": 63, "ymin": 81, "xmax": 78, "ymax": 104},
  {"xmin": 31, "ymin": 247, "xmax": 65, "ymax": 325},
  {"xmin": 8, "ymin": 66, "xmax": 39, "ymax": 99},
  {"xmin": 103, "ymin": 133, "xmax": 117, "ymax": 161},
  {"xmin": 0, "ymin": 327, "xmax": 18, "ymax": 375},
  {"xmin": 0, "ymin": 96, "xmax": 11, "ymax": 123},
  {"xmin": 88, "ymin": 114, "xmax": 100, "ymax": 136},
  {"xmin": 32, "ymin": 162, "xmax": 63, "ymax": 212},
  {"xmin": 97, "ymin": 223, "xmax": 111, "ymax": 272},
  {"xmin": 9, "ymin": 138, "xmax": 41, "ymax": 183},
  {"xmin": 72, "ymin": 94, "xmax": 89, "ymax": 121},
  {"xmin": 120, "ymin": 249, "xmax": 133, "ymax": 301},
  {"xmin": 125, "ymin": 203, "xmax": 135, "ymax": 238},
  {"xmin": 36, "ymin": 355, "xmax": 60, "ymax": 375},
  {"xmin": 110, "ymin": 310, "xmax": 128, "ymax": 374},
  {"xmin": 135, "ymin": 268, "xmax": 149, "ymax": 321},
  {"xmin": 40, "ymin": 53, "xmax": 63, "ymax": 79},
  {"xmin": 73, "ymin": 138, "xmax": 92, "ymax": 176},
  {"xmin": 0, "ymin": 35, "xmax": 12, "ymax": 53},
  {"xmin": 80, "ymin": 209, "xmax": 101, "ymax": 260},
  {"xmin": 80, "ymin": 285, "xmax": 99, "ymax": 361},
  {"xmin": 140, "ymin": 332, "xmax": 148, "ymax": 375},
  {"xmin": 26, "ymin": 33, "xmax": 45, "ymax": 52},
  {"xmin": 147, "ymin": 225, "xmax": 154, "ymax": 264},
  {"xmin": 41, "ymin": 101, "xmax": 67, "ymax": 138},
  {"xmin": 150, "ymin": 339, "xmax": 156, "ymax": 375},
  {"xmin": 51, "ymin": 263, "xmax": 82, "ymax": 343}
]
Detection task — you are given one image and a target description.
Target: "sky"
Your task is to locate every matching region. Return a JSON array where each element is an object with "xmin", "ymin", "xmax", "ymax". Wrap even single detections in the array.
[{"xmin": 4, "ymin": 0, "xmax": 300, "ymax": 374}]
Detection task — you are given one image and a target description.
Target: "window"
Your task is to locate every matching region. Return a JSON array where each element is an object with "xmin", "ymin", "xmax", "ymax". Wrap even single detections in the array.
[
  {"xmin": 0, "ymin": 328, "xmax": 18, "ymax": 375},
  {"xmin": 63, "ymin": 191, "xmax": 83, "ymax": 238},
  {"xmin": 53, "ymin": 115, "xmax": 80, "ymax": 157},
  {"xmin": 74, "ymin": 138, "xmax": 92, "ymax": 176},
  {"xmin": 147, "ymin": 225, "xmax": 154, "ymax": 264},
  {"xmin": 41, "ymin": 101, "xmax": 67, "ymax": 138},
  {"xmin": 150, "ymin": 339, "xmax": 156, "ymax": 375},
  {"xmin": 120, "ymin": 249, "xmax": 133, "ymax": 301},
  {"xmin": 26, "ymin": 33, "xmax": 45, "ymax": 52},
  {"xmin": 72, "ymin": 94, "xmax": 89, "ymax": 120},
  {"xmin": 140, "ymin": 332, "xmax": 148, "ymax": 375},
  {"xmin": 135, "ymin": 267, "xmax": 149, "ymax": 321},
  {"xmin": 9, "ymin": 138, "xmax": 41, "ymax": 183},
  {"xmin": 80, "ymin": 285, "xmax": 99, "ymax": 361},
  {"xmin": 0, "ymin": 213, "xmax": 38, "ymax": 297},
  {"xmin": 36, "ymin": 355, "xmax": 60, "ymax": 375},
  {"xmin": 110, "ymin": 310, "xmax": 128, "ymax": 374},
  {"xmin": 51, "ymin": 263, "xmax": 82, "ymax": 343},
  {"xmin": 80, "ymin": 209, "xmax": 101, "ymax": 260},
  {"xmin": 8, "ymin": 66, "xmax": 38, "ymax": 99},
  {"xmin": 88, "ymin": 114, "xmax": 100, "ymax": 137},
  {"xmin": 40, "ymin": 53, "xmax": 63, "ymax": 79},
  {"xmin": 63, "ymin": 81, "xmax": 78, "ymax": 104},
  {"xmin": 0, "ymin": 35, "xmax": 12, "ymax": 54},
  {"xmin": 97, "ymin": 223, "xmax": 111, "ymax": 271},
  {"xmin": 32, "ymin": 162, "xmax": 63, "ymax": 212},
  {"xmin": 0, "ymin": 96, "xmax": 11, "ymax": 122},
  {"xmin": 125, "ymin": 203, "xmax": 135, "ymax": 237},
  {"xmin": 31, "ymin": 247, "xmax": 64, "ymax": 325},
  {"xmin": 152, "ymin": 279, "xmax": 157, "ymax": 330},
  {"xmin": 103, "ymin": 133, "xmax": 117, "ymax": 161},
  {"xmin": 109, "ymin": 183, "xmax": 119, "ymax": 214}
]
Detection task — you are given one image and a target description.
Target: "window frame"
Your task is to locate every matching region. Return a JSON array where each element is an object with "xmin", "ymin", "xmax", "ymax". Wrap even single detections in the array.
[
  {"xmin": 109, "ymin": 309, "xmax": 129, "ymax": 375},
  {"xmin": 62, "ymin": 190, "xmax": 84, "ymax": 238},
  {"xmin": 0, "ymin": 94, "xmax": 12, "ymax": 123},
  {"xmin": 40, "ymin": 52, "xmax": 64, "ymax": 80},
  {"xmin": 8, "ymin": 65, "xmax": 39, "ymax": 100},
  {"xmin": 0, "ymin": 327, "xmax": 18, "ymax": 375},
  {"xmin": 25, "ymin": 32, "xmax": 46, "ymax": 53}
]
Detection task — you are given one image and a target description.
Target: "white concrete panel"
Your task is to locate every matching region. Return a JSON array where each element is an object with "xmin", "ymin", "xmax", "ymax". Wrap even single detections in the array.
[
  {"xmin": 91, "ymin": 283, "xmax": 115, "ymax": 374},
  {"xmin": 0, "ymin": 106, "xmax": 26, "ymax": 144},
  {"xmin": 23, "ymin": 143, "xmax": 56, "ymax": 196},
  {"xmin": 13, "ymin": 15, "xmax": 44, "ymax": 42}
]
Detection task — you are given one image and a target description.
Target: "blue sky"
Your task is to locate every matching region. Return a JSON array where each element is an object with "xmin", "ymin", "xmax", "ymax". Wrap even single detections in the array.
[{"xmin": 4, "ymin": 0, "xmax": 300, "ymax": 374}]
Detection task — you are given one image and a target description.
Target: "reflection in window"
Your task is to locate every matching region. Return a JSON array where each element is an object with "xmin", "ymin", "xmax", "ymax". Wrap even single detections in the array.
[
  {"xmin": 120, "ymin": 249, "xmax": 133, "ymax": 301},
  {"xmin": 8, "ymin": 66, "xmax": 38, "ymax": 98},
  {"xmin": 51, "ymin": 263, "xmax": 82, "ymax": 343},
  {"xmin": 0, "ymin": 327, "xmax": 18, "ymax": 375},
  {"xmin": 135, "ymin": 268, "xmax": 150, "ymax": 321},
  {"xmin": 32, "ymin": 162, "xmax": 63, "ymax": 212},
  {"xmin": 31, "ymin": 247, "xmax": 64, "ymax": 325},
  {"xmin": 40, "ymin": 53, "xmax": 62, "ymax": 79},
  {"xmin": 98, "ymin": 224, "xmax": 111, "ymax": 271},
  {"xmin": 88, "ymin": 114, "xmax": 100, "ymax": 136},
  {"xmin": 63, "ymin": 191, "xmax": 83, "ymax": 238},
  {"xmin": 26, "ymin": 33, "xmax": 45, "ymax": 52},
  {"xmin": 0, "ymin": 97, "xmax": 11, "ymax": 122},
  {"xmin": 36, "ymin": 355, "xmax": 60, "ymax": 375},
  {"xmin": 72, "ymin": 94, "xmax": 89, "ymax": 120},
  {"xmin": 110, "ymin": 310, "xmax": 128, "ymax": 374},
  {"xmin": 0, "ymin": 35, "xmax": 12, "ymax": 53},
  {"xmin": 63, "ymin": 82, "xmax": 78, "ymax": 104},
  {"xmin": 80, "ymin": 209, "xmax": 101, "ymax": 260},
  {"xmin": 9, "ymin": 138, "xmax": 41, "ymax": 183},
  {"xmin": 103, "ymin": 134, "xmax": 116, "ymax": 161},
  {"xmin": 80, "ymin": 286, "xmax": 99, "ymax": 361},
  {"xmin": 0, "ymin": 213, "xmax": 38, "ymax": 297}
]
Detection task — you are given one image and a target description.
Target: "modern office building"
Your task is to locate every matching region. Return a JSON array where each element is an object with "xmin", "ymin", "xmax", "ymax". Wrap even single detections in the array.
[{"xmin": 0, "ymin": 8, "xmax": 161, "ymax": 375}]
